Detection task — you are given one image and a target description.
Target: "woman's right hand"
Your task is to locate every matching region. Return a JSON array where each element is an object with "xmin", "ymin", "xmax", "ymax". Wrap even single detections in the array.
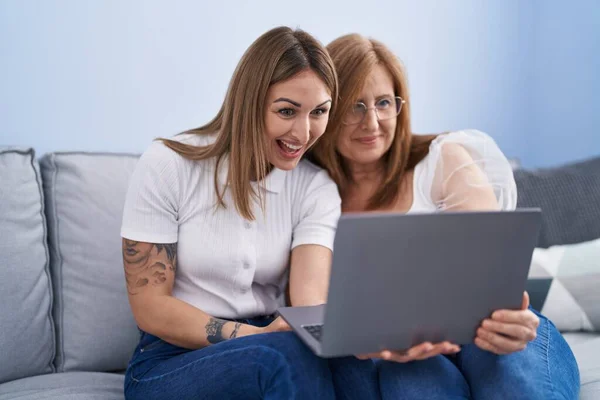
[
  {"xmin": 223, "ymin": 317, "xmax": 291, "ymax": 341},
  {"xmin": 356, "ymin": 341, "xmax": 460, "ymax": 363},
  {"xmin": 259, "ymin": 317, "xmax": 292, "ymax": 334}
]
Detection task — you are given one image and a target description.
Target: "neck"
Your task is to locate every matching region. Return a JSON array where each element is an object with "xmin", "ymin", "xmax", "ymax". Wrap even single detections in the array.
[
  {"xmin": 249, "ymin": 162, "xmax": 274, "ymax": 182},
  {"xmin": 346, "ymin": 160, "xmax": 385, "ymax": 187}
]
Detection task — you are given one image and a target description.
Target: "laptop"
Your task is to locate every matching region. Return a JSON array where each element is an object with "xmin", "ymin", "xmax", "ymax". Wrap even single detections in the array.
[{"xmin": 277, "ymin": 209, "xmax": 542, "ymax": 358}]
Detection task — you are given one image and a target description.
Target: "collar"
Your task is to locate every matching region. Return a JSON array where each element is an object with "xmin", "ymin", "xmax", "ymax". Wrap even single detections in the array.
[
  {"xmin": 262, "ymin": 167, "xmax": 286, "ymax": 194},
  {"xmin": 216, "ymin": 157, "xmax": 286, "ymax": 194}
]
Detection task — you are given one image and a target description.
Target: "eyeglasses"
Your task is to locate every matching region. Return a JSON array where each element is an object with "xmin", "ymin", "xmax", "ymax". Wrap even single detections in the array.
[{"xmin": 342, "ymin": 96, "xmax": 405, "ymax": 125}]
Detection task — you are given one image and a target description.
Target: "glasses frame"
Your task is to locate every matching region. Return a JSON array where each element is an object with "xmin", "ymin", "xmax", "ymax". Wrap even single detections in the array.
[{"xmin": 342, "ymin": 96, "xmax": 406, "ymax": 125}]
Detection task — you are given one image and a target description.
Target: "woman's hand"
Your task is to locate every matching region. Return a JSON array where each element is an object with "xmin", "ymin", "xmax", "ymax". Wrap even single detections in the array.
[
  {"xmin": 258, "ymin": 317, "xmax": 292, "ymax": 334},
  {"xmin": 356, "ymin": 341, "xmax": 460, "ymax": 363},
  {"xmin": 228, "ymin": 316, "xmax": 291, "ymax": 340},
  {"xmin": 475, "ymin": 291, "xmax": 539, "ymax": 355}
]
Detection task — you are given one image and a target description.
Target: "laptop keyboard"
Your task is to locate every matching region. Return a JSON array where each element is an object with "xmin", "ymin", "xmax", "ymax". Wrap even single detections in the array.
[{"xmin": 302, "ymin": 324, "xmax": 324, "ymax": 341}]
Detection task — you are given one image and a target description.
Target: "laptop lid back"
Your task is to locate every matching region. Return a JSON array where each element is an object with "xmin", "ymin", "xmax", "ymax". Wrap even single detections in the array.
[{"xmin": 319, "ymin": 209, "xmax": 541, "ymax": 357}]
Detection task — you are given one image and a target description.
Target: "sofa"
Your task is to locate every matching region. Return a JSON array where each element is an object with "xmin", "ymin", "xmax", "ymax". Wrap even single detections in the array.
[{"xmin": 0, "ymin": 146, "xmax": 599, "ymax": 399}]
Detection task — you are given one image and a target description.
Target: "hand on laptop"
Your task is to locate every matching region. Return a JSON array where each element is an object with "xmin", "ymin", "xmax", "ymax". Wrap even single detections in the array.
[
  {"xmin": 475, "ymin": 291, "xmax": 539, "ymax": 355},
  {"xmin": 356, "ymin": 341, "xmax": 461, "ymax": 363}
]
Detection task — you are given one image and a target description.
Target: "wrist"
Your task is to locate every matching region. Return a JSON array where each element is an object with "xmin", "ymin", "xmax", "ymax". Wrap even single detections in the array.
[{"xmin": 230, "ymin": 322, "xmax": 259, "ymax": 338}]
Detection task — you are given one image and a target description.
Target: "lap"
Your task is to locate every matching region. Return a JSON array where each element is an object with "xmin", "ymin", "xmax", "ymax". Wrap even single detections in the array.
[
  {"xmin": 377, "ymin": 355, "xmax": 470, "ymax": 400},
  {"xmin": 125, "ymin": 331, "xmax": 334, "ymax": 400},
  {"xmin": 455, "ymin": 309, "xmax": 580, "ymax": 400},
  {"xmin": 375, "ymin": 309, "xmax": 580, "ymax": 400}
]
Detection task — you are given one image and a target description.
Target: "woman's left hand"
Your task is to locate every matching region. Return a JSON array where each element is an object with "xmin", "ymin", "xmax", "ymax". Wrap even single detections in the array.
[{"xmin": 475, "ymin": 291, "xmax": 540, "ymax": 355}]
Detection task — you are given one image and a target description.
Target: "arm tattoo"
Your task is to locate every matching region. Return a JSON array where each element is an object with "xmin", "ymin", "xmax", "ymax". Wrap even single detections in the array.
[
  {"xmin": 205, "ymin": 318, "xmax": 228, "ymax": 344},
  {"xmin": 156, "ymin": 244, "xmax": 177, "ymax": 271},
  {"xmin": 229, "ymin": 322, "xmax": 242, "ymax": 339},
  {"xmin": 122, "ymin": 240, "xmax": 177, "ymax": 295}
]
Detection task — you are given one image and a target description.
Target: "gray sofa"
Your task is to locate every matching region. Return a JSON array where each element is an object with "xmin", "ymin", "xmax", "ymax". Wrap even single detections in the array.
[{"xmin": 0, "ymin": 147, "xmax": 599, "ymax": 399}]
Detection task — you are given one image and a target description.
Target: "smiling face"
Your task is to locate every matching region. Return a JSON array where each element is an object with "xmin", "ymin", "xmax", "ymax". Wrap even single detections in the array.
[
  {"xmin": 264, "ymin": 69, "xmax": 332, "ymax": 170},
  {"xmin": 336, "ymin": 64, "xmax": 397, "ymax": 169}
]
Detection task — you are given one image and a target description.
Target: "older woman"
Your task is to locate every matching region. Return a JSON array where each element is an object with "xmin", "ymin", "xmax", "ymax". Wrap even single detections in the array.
[{"xmin": 310, "ymin": 33, "xmax": 580, "ymax": 400}]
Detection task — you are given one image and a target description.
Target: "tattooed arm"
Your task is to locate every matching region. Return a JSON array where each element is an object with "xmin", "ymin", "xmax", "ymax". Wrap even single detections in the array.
[{"xmin": 123, "ymin": 239, "xmax": 254, "ymax": 349}]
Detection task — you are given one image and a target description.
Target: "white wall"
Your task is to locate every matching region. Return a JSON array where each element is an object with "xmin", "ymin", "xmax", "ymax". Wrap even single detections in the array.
[{"xmin": 1, "ymin": 0, "xmax": 598, "ymax": 167}]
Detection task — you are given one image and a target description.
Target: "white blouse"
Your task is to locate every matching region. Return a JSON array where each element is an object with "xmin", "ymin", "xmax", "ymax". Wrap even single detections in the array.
[
  {"xmin": 121, "ymin": 133, "xmax": 341, "ymax": 319},
  {"xmin": 408, "ymin": 129, "xmax": 517, "ymax": 213}
]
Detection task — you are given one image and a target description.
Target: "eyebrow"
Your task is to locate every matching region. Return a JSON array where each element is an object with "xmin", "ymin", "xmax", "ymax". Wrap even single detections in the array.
[
  {"xmin": 273, "ymin": 98, "xmax": 332, "ymax": 108},
  {"xmin": 357, "ymin": 94, "xmax": 395, "ymax": 103},
  {"xmin": 274, "ymin": 98, "xmax": 301, "ymax": 107}
]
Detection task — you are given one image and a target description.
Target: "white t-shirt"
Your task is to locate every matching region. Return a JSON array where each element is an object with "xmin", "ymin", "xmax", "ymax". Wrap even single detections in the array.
[
  {"xmin": 121, "ymin": 133, "xmax": 341, "ymax": 319},
  {"xmin": 408, "ymin": 129, "xmax": 517, "ymax": 213}
]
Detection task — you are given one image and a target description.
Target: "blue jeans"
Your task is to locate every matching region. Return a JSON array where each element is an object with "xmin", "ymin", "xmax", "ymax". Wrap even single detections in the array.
[
  {"xmin": 124, "ymin": 317, "xmax": 380, "ymax": 400},
  {"xmin": 377, "ymin": 308, "xmax": 580, "ymax": 400}
]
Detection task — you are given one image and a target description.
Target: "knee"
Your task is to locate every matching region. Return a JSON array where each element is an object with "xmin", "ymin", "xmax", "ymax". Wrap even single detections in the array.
[
  {"xmin": 378, "ymin": 357, "xmax": 470, "ymax": 399},
  {"xmin": 245, "ymin": 332, "xmax": 331, "ymax": 373},
  {"xmin": 261, "ymin": 332, "xmax": 325, "ymax": 361}
]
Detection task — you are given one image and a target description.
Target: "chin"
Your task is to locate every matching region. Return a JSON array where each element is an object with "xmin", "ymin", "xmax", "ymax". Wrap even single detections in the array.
[
  {"xmin": 351, "ymin": 149, "xmax": 386, "ymax": 165},
  {"xmin": 271, "ymin": 159, "xmax": 301, "ymax": 171}
]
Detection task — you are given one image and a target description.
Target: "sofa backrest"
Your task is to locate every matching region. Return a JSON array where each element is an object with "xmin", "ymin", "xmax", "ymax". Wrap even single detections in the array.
[
  {"xmin": 515, "ymin": 156, "xmax": 600, "ymax": 248},
  {"xmin": 0, "ymin": 148, "xmax": 55, "ymax": 384},
  {"xmin": 2, "ymin": 145, "xmax": 599, "ymax": 380},
  {"xmin": 40, "ymin": 152, "xmax": 140, "ymax": 373}
]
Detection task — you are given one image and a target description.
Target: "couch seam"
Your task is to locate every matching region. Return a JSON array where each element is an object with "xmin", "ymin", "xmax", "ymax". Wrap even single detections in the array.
[
  {"xmin": 44, "ymin": 151, "xmax": 141, "ymax": 158},
  {"xmin": 49, "ymin": 154, "xmax": 66, "ymax": 372},
  {"xmin": 55, "ymin": 154, "xmax": 66, "ymax": 372},
  {"xmin": 30, "ymin": 149, "xmax": 57, "ymax": 374},
  {"xmin": 0, "ymin": 148, "xmax": 36, "ymax": 156}
]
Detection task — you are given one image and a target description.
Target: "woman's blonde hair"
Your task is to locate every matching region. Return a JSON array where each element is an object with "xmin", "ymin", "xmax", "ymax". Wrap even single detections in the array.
[
  {"xmin": 161, "ymin": 26, "xmax": 337, "ymax": 220},
  {"xmin": 309, "ymin": 34, "xmax": 435, "ymax": 210}
]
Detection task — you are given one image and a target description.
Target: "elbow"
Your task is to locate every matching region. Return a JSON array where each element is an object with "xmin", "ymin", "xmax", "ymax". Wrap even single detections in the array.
[{"xmin": 129, "ymin": 296, "xmax": 168, "ymax": 335}]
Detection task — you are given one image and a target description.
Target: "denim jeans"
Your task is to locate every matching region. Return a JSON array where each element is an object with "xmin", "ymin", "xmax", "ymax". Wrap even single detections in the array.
[
  {"xmin": 124, "ymin": 317, "xmax": 380, "ymax": 400},
  {"xmin": 377, "ymin": 308, "xmax": 580, "ymax": 400}
]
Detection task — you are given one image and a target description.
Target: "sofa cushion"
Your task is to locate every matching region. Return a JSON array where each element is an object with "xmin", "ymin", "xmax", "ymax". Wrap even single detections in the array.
[
  {"xmin": 41, "ymin": 152, "xmax": 140, "ymax": 372},
  {"xmin": 0, "ymin": 148, "xmax": 55, "ymax": 384},
  {"xmin": 528, "ymin": 238, "xmax": 600, "ymax": 332},
  {"xmin": 0, "ymin": 372, "xmax": 124, "ymax": 400},
  {"xmin": 563, "ymin": 333, "xmax": 600, "ymax": 400},
  {"xmin": 515, "ymin": 156, "xmax": 600, "ymax": 248}
]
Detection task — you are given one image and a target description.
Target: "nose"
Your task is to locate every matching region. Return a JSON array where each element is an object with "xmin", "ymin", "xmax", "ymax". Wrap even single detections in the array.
[
  {"xmin": 362, "ymin": 108, "xmax": 378, "ymax": 132},
  {"xmin": 292, "ymin": 115, "xmax": 310, "ymax": 144}
]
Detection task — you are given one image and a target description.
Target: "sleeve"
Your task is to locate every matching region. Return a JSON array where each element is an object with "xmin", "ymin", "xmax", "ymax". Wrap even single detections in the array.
[
  {"xmin": 120, "ymin": 141, "xmax": 181, "ymax": 243},
  {"xmin": 418, "ymin": 129, "xmax": 517, "ymax": 212},
  {"xmin": 291, "ymin": 169, "xmax": 342, "ymax": 251}
]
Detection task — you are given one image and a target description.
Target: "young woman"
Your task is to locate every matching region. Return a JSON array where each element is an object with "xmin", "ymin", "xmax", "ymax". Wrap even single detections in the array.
[
  {"xmin": 120, "ymin": 27, "xmax": 378, "ymax": 400},
  {"xmin": 310, "ymin": 33, "xmax": 580, "ymax": 400}
]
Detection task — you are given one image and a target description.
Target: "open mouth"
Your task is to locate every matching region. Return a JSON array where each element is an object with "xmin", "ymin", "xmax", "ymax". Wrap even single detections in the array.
[{"xmin": 276, "ymin": 139, "xmax": 304, "ymax": 159}]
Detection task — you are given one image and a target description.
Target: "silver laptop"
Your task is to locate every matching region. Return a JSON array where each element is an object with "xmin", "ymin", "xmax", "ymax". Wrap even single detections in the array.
[{"xmin": 278, "ymin": 209, "xmax": 542, "ymax": 358}]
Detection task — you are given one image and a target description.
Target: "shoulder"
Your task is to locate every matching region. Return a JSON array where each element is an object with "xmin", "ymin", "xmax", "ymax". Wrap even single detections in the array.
[
  {"xmin": 139, "ymin": 132, "xmax": 218, "ymax": 172},
  {"xmin": 413, "ymin": 129, "xmax": 516, "ymax": 210},
  {"xmin": 415, "ymin": 129, "xmax": 504, "ymax": 169},
  {"xmin": 290, "ymin": 158, "xmax": 338, "ymax": 189},
  {"xmin": 286, "ymin": 159, "xmax": 341, "ymax": 209}
]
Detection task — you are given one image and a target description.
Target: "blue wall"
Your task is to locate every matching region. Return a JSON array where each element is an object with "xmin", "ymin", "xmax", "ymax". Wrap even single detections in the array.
[
  {"xmin": 526, "ymin": 0, "xmax": 600, "ymax": 167},
  {"xmin": 0, "ymin": 0, "xmax": 598, "ymax": 168}
]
